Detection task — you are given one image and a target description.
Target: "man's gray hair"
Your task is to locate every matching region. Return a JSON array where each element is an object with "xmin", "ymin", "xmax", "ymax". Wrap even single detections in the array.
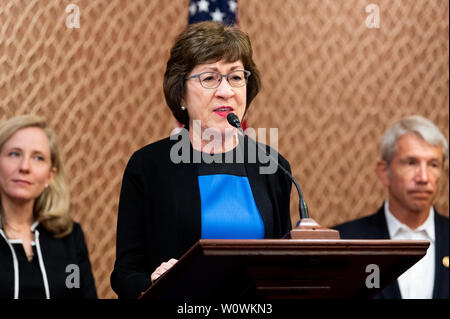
[{"xmin": 380, "ymin": 115, "xmax": 448, "ymax": 164}]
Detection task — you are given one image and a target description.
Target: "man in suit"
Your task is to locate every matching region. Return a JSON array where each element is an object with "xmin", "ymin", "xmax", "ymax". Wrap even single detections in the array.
[{"xmin": 334, "ymin": 115, "xmax": 448, "ymax": 299}]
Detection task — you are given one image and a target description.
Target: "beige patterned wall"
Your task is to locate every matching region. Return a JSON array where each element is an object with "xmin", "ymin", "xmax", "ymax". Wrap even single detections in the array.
[{"xmin": 0, "ymin": 0, "xmax": 448, "ymax": 298}]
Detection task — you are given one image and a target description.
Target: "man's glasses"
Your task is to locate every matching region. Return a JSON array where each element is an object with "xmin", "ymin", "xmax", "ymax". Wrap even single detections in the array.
[{"xmin": 185, "ymin": 70, "xmax": 251, "ymax": 89}]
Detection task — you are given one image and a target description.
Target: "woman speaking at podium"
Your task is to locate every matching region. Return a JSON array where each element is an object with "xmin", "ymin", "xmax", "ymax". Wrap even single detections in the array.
[{"xmin": 111, "ymin": 21, "xmax": 293, "ymax": 299}]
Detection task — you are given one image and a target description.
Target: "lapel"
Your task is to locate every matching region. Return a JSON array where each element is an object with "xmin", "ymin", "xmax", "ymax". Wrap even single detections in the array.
[
  {"xmin": 432, "ymin": 211, "xmax": 449, "ymax": 299},
  {"xmin": 166, "ymin": 136, "xmax": 202, "ymax": 253},
  {"xmin": 371, "ymin": 206, "xmax": 391, "ymax": 239},
  {"xmin": 242, "ymin": 136, "xmax": 274, "ymax": 238}
]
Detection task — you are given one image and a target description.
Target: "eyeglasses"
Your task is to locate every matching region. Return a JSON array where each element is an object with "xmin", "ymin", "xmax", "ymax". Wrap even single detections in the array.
[{"xmin": 185, "ymin": 70, "xmax": 251, "ymax": 89}]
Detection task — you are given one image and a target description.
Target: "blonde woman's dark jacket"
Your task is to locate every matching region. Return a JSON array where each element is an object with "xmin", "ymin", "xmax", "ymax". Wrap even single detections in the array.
[{"xmin": 0, "ymin": 220, "xmax": 97, "ymax": 299}]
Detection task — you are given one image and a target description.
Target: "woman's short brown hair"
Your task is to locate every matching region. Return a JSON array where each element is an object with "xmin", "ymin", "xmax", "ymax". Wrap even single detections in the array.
[{"xmin": 164, "ymin": 21, "xmax": 261, "ymax": 126}]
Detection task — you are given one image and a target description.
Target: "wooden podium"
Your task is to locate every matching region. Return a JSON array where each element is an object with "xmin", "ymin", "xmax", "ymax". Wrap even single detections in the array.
[{"xmin": 141, "ymin": 237, "xmax": 429, "ymax": 299}]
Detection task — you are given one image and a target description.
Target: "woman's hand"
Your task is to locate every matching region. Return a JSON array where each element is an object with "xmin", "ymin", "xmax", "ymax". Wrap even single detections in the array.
[{"xmin": 150, "ymin": 258, "xmax": 178, "ymax": 283}]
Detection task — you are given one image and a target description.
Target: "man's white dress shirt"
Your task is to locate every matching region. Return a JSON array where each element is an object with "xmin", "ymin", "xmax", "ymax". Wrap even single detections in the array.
[{"xmin": 384, "ymin": 201, "xmax": 435, "ymax": 299}]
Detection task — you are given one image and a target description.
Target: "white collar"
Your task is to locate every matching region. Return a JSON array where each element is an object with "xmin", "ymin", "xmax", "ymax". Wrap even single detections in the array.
[{"xmin": 384, "ymin": 201, "xmax": 435, "ymax": 242}]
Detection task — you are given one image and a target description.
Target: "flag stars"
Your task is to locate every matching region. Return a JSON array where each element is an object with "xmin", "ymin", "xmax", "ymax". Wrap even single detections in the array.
[
  {"xmin": 228, "ymin": 0, "xmax": 237, "ymax": 13},
  {"xmin": 211, "ymin": 8, "xmax": 224, "ymax": 22},
  {"xmin": 197, "ymin": 0, "xmax": 210, "ymax": 12},
  {"xmin": 188, "ymin": 0, "xmax": 237, "ymax": 25},
  {"xmin": 189, "ymin": 2, "xmax": 197, "ymax": 16}
]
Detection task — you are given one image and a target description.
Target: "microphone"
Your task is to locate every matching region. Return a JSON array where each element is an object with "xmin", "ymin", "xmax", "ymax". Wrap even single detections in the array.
[{"xmin": 227, "ymin": 113, "xmax": 310, "ymax": 220}]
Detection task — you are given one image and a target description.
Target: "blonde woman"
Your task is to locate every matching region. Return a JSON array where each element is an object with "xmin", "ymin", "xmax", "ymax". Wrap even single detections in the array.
[{"xmin": 0, "ymin": 115, "xmax": 97, "ymax": 299}]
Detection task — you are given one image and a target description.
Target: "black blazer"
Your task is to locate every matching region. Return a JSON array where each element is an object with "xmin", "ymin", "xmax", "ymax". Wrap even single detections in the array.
[
  {"xmin": 111, "ymin": 135, "xmax": 293, "ymax": 299},
  {"xmin": 333, "ymin": 205, "xmax": 449, "ymax": 299},
  {"xmin": 0, "ymin": 222, "xmax": 97, "ymax": 299}
]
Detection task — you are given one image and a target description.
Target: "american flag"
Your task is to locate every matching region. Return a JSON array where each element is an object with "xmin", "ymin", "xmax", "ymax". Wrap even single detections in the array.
[{"xmin": 188, "ymin": 0, "xmax": 238, "ymax": 25}]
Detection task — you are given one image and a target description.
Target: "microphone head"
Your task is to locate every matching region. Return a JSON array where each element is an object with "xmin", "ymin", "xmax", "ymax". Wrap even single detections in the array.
[{"xmin": 227, "ymin": 113, "xmax": 241, "ymax": 128}]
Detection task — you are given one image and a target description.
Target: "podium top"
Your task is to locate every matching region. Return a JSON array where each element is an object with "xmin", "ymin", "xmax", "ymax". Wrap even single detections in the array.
[{"xmin": 191, "ymin": 238, "xmax": 429, "ymax": 253}]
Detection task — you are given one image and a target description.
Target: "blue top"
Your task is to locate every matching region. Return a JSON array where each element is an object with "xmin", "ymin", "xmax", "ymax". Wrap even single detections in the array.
[{"xmin": 197, "ymin": 159, "xmax": 264, "ymax": 239}]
